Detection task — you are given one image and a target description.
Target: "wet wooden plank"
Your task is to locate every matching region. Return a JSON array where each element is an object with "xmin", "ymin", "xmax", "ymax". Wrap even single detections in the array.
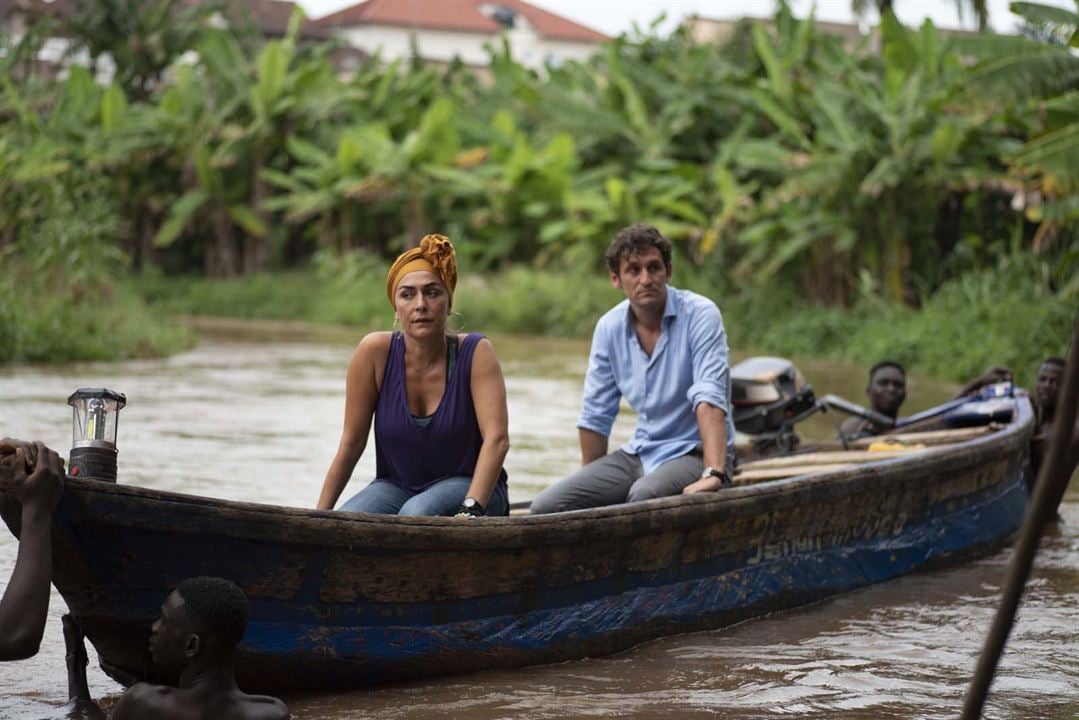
[{"xmin": 736, "ymin": 464, "xmax": 858, "ymax": 481}]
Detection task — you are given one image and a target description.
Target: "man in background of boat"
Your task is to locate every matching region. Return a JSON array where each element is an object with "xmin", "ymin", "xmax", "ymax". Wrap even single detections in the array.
[
  {"xmin": 530, "ymin": 223, "xmax": 737, "ymax": 514},
  {"xmin": 0, "ymin": 438, "xmax": 62, "ymax": 662},
  {"xmin": 837, "ymin": 361, "xmax": 907, "ymax": 440},
  {"xmin": 1032, "ymin": 356, "xmax": 1079, "ymax": 486},
  {"xmin": 840, "ymin": 362, "xmax": 1017, "ymax": 442}
]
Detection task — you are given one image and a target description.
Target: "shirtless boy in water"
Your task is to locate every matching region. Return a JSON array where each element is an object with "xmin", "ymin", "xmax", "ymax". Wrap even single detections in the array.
[{"xmin": 1, "ymin": 438, "xmax": 287, "ymax": 719}]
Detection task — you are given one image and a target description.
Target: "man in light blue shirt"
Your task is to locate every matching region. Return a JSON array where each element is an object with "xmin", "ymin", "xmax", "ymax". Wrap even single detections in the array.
[{"xmin": 531, "ymin": 224, "xmax": 736, "ymax": 514}]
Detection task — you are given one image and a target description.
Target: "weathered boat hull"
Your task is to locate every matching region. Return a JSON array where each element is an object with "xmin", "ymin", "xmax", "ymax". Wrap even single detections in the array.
[{"xmin": 0, "ymin": 399, "xmax": 1033, "ymax": 692}]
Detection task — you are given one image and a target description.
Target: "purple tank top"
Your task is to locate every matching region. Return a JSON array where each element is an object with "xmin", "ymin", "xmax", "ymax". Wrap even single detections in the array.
[{"xmin": 374, "ymin": 332, "xmax": 507, "ymax": 494}]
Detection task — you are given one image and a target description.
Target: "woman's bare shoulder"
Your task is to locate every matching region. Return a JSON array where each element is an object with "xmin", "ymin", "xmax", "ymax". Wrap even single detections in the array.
[
  {"xmin": 347, "ymin": 332, "xmax": 392, "ymax": 375},
  {"xmin": 468, "ymin": 334, "xmax": 502, "ymax": 373},
  {"xmin": 459, "ymin": 332, "xmax": 493, "ymax": 347},
  {"xmin": 358, "ymin": 331, "xmax": 393, "ymax": 351}
]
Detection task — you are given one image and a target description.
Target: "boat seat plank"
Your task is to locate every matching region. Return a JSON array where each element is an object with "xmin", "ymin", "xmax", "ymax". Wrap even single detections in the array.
[
  {"xmin": 742, "ymin": 449, "xmax": 922, "ymax": 470},
  {"xmin": 851, "ymin": 425, "xmax": 998, "ymax": 446},
  {"xmin": 734, "ymin": 464, "xmax": 858, "ymax": 482},
  {"xmin": 801, "ymin": 425, "xmax": 1000, "ymax": 453}
]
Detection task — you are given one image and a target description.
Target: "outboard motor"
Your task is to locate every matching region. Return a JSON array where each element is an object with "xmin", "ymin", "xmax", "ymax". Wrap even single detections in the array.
[{"xmin": 731, "ymin": 357, "xmax": 820, "ymax": 454}]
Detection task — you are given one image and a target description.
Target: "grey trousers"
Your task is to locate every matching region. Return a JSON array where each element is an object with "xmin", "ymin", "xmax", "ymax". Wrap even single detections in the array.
[{"xmin": 529, "ymin": 449, "xmax": 704, "ymax": 515}]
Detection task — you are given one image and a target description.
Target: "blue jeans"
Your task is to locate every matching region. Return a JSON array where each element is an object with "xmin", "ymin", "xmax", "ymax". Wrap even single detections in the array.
[{"xmin": 339, "ymin": 476, "xmax": 509, "ymax": 516}]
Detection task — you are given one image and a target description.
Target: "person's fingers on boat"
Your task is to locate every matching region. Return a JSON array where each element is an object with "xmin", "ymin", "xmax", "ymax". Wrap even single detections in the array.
[
  {"xmin": 0, "ymin": 437, "xmax": 28, "ymax": 456},
  {"xmin": 5, "ymin": 447, "xmax": 30, "ymax": 493},
  {"xmin": 0, "ymin": 437, "xmax": 37, "ymax": 472},
  {"xmin": 15, "ymin": 443, "xmax": 64, "ymax": 513}
]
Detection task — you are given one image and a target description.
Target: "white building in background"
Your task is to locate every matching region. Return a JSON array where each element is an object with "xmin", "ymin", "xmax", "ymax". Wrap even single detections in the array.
[{"xmin": 311, "ymin": 0, "xmax": 608, "ymax": 72}]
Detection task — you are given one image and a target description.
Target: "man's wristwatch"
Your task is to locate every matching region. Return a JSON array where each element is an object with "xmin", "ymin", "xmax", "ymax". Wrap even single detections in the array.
[
  {"xmin": 455, "ymin": 497, "xmax": 486, "ymax": 518},
  {"xmin": 701, "ymin": 466, "xmax": 732, "ymax": 487}
]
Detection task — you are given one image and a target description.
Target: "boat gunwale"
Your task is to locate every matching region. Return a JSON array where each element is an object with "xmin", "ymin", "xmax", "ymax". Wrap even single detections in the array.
[{"xmin": 46, "ymin": 397, "xmax": 1034, "ymax": 550}]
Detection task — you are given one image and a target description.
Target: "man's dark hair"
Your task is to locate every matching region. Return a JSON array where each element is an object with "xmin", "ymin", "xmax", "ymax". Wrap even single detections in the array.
[
  {"xmin": 605, "ymin": 224, "xmax": 673, "ymax": 275},
  {"xmin": 869, "ymin": 360, "xmax": 905, "ymax": 381},
  {"xmin": 175, "ymin": 577, "xmax": 249, "ymax": 650},
  {"xmin": 1042, "ymin": 356, "xmax": 1066, "ymax": 368}
]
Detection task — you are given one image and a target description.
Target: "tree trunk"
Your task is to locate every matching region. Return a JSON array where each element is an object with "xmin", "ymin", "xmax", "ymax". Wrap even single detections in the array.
[
  {"xmin": 319, "ymin": 214, "xmax": 335, "ymax": 254},
  {"xmin": 881, "ymin": 200, "xmax": 910, "ymax": 304},
  {"xmin": 244, "ymin": 144, "xmax": 271, "ymax": 274},
  {"xmin": 403, "ymin": 193, "xmax": 426, "ymax": 248},
  {"xmin": 206, "ymin": 204, "xmax": 238, "ymax": 277},
  {"xmin": 338, "ymin": 203, "xmax": 354, "ymax": 255}
]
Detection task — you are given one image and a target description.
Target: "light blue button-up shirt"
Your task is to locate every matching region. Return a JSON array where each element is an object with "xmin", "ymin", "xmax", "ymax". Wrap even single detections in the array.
[{"xmin": 577, "ymin": 286, "xmax": 736, "ymax": 474}]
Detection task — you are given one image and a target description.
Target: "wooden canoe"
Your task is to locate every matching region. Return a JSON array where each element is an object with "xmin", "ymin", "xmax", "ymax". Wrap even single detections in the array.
[{"xmin": 0, "ymin": 397, "xmax": 1034, "ymax": 693}]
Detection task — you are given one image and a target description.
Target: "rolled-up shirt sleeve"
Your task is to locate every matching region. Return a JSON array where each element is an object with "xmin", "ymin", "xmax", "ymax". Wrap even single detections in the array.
[
  {"xmin": 578, "ymin": 320, "xmax": 622, "ymax": 436},
  {"xmin": 685, "ymin": 301, "xmax": 730, "ymax": 415}
]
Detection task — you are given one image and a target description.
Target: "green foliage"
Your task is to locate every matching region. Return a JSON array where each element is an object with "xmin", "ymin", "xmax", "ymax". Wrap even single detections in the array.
[
  {"xmin": 2, "ymin": 1, "xmax": 1077, "ymax": 366},
  {"xmin": 455, "ymin": 270, "xmax": 617, "ymax": 337},
  {"xmin": 725, "ymin": 255, "xmax": 1073, "ymax": 382},
  {"xmin": 0, "ymin": 263, "xmax": 193, "ymax": 364},
  {"xmin": 61, "ymin": 0, "xmax": 221, "ymax": 99},
  {"xmin": 127, "ymin": 260, "xmax": 1071, "ymax": 384},
  {"xmin": 6, "ymin": 3, "xmax": 1075, "ymax": 291},
  {"xmin": 131, "ymin": 265, "xmax": 618, "ymax": 338}
]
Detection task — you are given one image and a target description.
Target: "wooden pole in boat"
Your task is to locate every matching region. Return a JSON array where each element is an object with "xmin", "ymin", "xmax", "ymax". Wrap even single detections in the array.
[{"xmin": 960, "ymin": 307, "xmax": 1079, "ymax": 720}]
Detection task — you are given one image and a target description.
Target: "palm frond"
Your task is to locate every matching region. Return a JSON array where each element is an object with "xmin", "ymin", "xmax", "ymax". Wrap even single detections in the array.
[
  {"xmin": 957, "ymin": 34, "xmax": 1079, "ymax": 98},
  {"xmin": 1009, "ymin": 1, "xmax": 1079, "ymax": 29}
]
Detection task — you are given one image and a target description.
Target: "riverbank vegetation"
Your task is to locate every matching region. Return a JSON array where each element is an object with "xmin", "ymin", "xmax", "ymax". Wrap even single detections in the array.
[
  {"xmin": 1, "ymin": 1, "xmax": 1076, "ymax": 379},
  {"xmin": 133, "ymin": 254, "xmax": 1068, "ymax": 384}
]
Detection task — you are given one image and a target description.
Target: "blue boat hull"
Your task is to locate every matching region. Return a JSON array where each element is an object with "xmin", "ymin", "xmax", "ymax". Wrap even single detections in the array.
[{"xmin": 0, "ymin": 399, "xmax": 1033, "ymax": 692}]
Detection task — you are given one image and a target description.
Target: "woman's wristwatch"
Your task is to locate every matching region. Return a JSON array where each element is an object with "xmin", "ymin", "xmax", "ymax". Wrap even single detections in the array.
[
  {"xmin": 701, "ymin": 466, "xmax": 732, "ymax": 488},
  {"xmin": 455, "ymin": 497, "xmax": 486, "ymax": 517}
]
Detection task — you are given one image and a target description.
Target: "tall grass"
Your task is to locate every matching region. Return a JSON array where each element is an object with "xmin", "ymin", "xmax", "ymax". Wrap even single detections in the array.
[
  {"xmin": 130, "ymin": 262, "xmax": 619, "ymax": 338},
  {"xmin": 125, "ymin": 255, "xmax": 1074, "ymax": 384},
  {"xmin": 0, "ymin": 268, "xmax": 193, "ymax": 363},
  {"xmin": 724, "ymin": 256, "xmax": 1074, "ymax": 384}
]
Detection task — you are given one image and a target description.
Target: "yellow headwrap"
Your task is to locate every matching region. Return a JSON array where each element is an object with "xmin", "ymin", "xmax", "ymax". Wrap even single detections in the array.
[{"xmin": 386, "ymin": 234, "xmax": 458, "ymax": 307}]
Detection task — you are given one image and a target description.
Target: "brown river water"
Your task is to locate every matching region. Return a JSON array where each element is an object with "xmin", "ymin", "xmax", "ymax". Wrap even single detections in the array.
[{"xmin": 0, "ymin": 321, "xmax": 1076, "ymax": 719}]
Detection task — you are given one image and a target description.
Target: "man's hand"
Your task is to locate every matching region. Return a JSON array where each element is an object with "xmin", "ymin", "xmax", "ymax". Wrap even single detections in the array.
[
  {"xmin": 683, "ymin": 472, "xmax": 727, "ymax": 494},
  {"xmin": 9, "ymin": 441, "xmax": 64, "ymax": 515}
]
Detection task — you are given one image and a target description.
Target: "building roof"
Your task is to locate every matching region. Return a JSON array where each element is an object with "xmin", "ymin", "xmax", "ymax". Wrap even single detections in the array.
[{"xmin": 313, "ymin": 0, "xmax": 608, "ymax": 43}]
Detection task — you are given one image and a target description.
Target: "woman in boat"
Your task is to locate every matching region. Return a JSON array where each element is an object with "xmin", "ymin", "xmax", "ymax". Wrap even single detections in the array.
[{"xmin": 316, "ymin": 234, "xmax": 510, "ymax": 517}]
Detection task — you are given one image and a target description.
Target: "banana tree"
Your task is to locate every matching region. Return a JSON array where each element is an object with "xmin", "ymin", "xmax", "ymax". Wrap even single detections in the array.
[
  {"xmin": 423, "ymin": 109, "xmax": 577, "ymax": 268},
  {"xmin": 0, "ymin": 68, "xmax": 129, "ymax": 285},
  {"xmin": 263, "ymin": 95, "xmax": 462, "ymax": 254},
  {"xmin": 725, "ymin": 11, "xmax": 1010, "ymax": 304},
  {"xmin": 151, "ymin": 10, "xmax": 334, "ymax": 275},
  {"xmin": 261, "ymin": 132, "xmax": 391, "ymax": 256},
  {"xmin": 150, "ymin": 51, "xmax": 265, "ymax": 277},
  {"xmin": 955, "ymin": 1, "xmax": 1079, "ymax": 292}
]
